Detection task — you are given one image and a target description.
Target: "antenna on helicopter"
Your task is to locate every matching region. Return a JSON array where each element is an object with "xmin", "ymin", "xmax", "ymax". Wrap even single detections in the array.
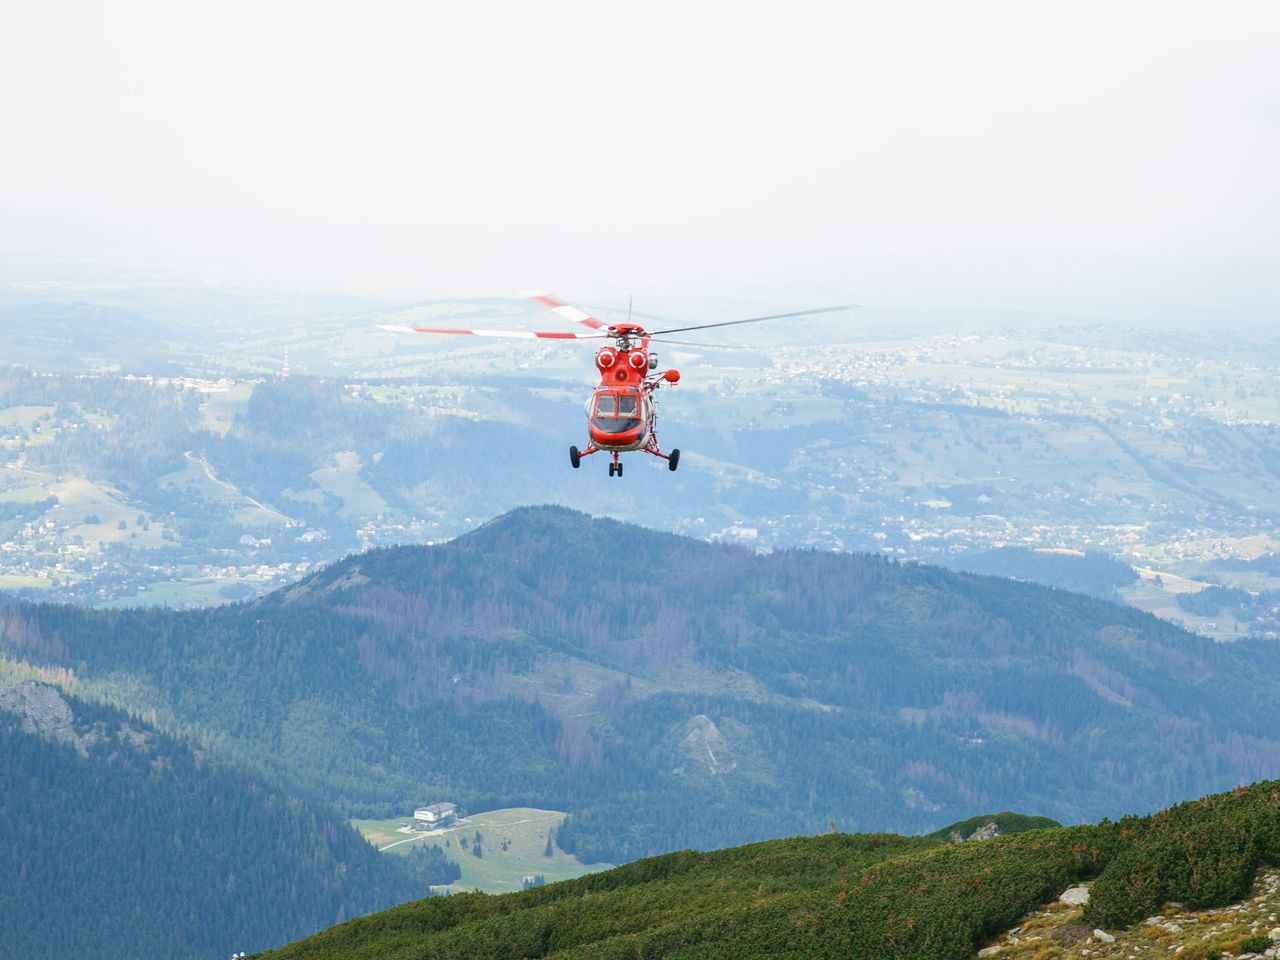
[{"xmin": 627, "ymin": 295, "xmax": 633, "ymax": 325}]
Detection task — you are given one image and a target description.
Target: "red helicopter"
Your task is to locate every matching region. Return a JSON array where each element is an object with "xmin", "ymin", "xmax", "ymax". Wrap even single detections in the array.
[{"xmin": 380, "ymin": 291, "xmax": 849, "ymax": 477}]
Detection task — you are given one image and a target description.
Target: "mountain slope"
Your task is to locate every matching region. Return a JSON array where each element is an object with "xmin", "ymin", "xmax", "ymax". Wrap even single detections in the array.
[
  {"xmin": 259, "ymin": 780, "xmax": 1280, "ymax": 960},
  {"xmin": 0, "ymin": 681, "xmax": 445, "ymax": 960},
  {"xmin": 5, "ymin": 506, "xmax": 1280, "ymax": 864}
]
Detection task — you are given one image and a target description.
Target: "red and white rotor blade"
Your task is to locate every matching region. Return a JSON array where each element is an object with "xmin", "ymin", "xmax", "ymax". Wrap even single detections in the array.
[
  {"xmin": 518, "ymin": 289, "xmax": 607, "ymax": 331},
  {"xmin": 377, "ymin": 324, "xmax": 599, "ymax": 340}
]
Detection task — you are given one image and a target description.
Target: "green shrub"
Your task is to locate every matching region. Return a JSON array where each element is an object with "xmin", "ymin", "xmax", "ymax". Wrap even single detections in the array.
[{"xmin": 1085, "ymin": 784, "xmax": 1280, "ymax": 928}]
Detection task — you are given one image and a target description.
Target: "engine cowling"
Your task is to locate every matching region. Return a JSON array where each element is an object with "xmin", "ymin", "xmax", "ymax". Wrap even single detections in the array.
[
  {"xmin": 627, "ymin": 349, "xmax": 649, "ymax": 371},
  {"xmin": 595, "ymin": 347, "xmax": 618, "ymax": 371}
]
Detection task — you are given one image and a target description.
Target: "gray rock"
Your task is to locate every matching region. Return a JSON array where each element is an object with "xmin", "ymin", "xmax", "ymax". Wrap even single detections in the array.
[
  {"xmin": 1093, "ymin": 929, "xmax": 1115, "ymax": 943},
  {"xmin": 1, "ymin": 680, "xmax": 76, "ymax": 737},
  {"xmin": 1060, "ymin": 885, "xmax": 1091, "ymax": 906},
  {"xmin": 0, "ymin": 680, "xmax": 100, "ymax": 756}
]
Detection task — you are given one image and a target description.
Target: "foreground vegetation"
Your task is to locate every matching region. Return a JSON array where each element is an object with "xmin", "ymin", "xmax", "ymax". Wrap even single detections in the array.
[
  {"xmin": 260, "ymin": 780, "xmax": 1280, "ymax": 960},
  {"xmin": 982, "ymin": 867, "xmax": 1280, "ymax": 959}
]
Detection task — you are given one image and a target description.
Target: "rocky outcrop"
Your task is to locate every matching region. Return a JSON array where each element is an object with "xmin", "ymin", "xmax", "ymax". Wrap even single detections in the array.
[
  {"xmin": 952, "ymin": 821, "xmax": 1003, "ymax": 842},
  {"xmin": 976, "ymin": 869, "xmax": 1280, "ymax": 958},
  {"xmin": 0, "ymin": 680, "xmax": 89, "ymax": 753},
  {"xmin": 673, "ymin": 714, "xmax": 737, "ymax": 776}
]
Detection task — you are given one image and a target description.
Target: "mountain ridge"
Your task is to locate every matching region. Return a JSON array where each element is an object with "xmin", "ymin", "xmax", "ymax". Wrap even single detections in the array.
[{"xmin": 4, "ymin": 505, "xmax": 1280, "ymax": 865}]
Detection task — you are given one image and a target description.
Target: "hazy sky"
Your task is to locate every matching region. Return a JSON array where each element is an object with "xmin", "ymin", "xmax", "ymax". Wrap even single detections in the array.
[{"xmin": 1, "ymin": 1, "xmax": 1277, "ymax": 309}]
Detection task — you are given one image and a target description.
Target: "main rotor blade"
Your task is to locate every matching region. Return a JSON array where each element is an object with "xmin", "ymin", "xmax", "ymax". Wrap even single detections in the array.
[
  {"xmin": 646, "ymin": 336, "xmax": 744, "ymax": 348},
  {"xmin": 519, "ymin": 289, "xmax": 608, "ymax": 331},
  {"xmin": 377, "ymin": 324, "xmax": 605, "ymax": 340},
  {"xmin": 647, "ymin": 304, "xmax": 856, "ymax": 337}
]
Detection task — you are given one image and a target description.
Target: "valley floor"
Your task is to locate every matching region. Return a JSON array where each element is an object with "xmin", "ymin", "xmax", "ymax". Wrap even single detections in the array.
[{"xmin": 353, "ymin": 807, "xmax": 608, "ymax": 894}]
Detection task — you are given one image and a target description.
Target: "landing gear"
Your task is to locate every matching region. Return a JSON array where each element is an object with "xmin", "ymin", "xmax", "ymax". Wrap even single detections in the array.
[
  {"xmin": 570, "ymin": 444, "xmax": 599, "ymax": 470},
  {"xmin": 640, "ymin": 425, "xmax": 679, "ymax": 472},
  {"xmin": 608, "ymin": 453, "xmax": 623, "ymax": 477}
]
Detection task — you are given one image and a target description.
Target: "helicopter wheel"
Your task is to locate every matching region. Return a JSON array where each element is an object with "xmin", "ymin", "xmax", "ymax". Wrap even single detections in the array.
[
  {"xmin": 668, "ymin": 449, "xmax": 680, "ymax": 472},
  {"xmin": 569, "ymin": 445, "xmax": 581, "ymax": 469},
  {"xmin": 608, "ymin": 462, "xmax": 616, "ymax": 477},
  {"xmin": 615, "ymin": 461, "xmax": 623, "ymax": 478}
]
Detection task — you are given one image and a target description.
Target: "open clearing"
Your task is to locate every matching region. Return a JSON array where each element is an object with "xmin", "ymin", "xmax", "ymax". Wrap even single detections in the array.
[
  {"xmin": 49, "ymin": 476, "xmax": 170, "ymax": 548},
  {"xmin": 1118, "ymin": 580, "xmax": 1247, "ymax": 642},
  {"xmin": 199, "ymin": 382, "xmax": 254, "ymax": 435},
  {"xmin": 353, "ymin": 807, "xmax": 609, "ymax": 894},
  {"xmin": 307, "ymin": 451, "xmax": 388, "ymax": 519},
  {"xmin": 0, "ymin": 485, "xmax": 50, "ymax": 504},
  {"xmin": 0, "ymin": 574, "xmax": 53, "ymax": 589},
  {"xmin": 99, "ymin": 576, "xmax": 269, "ymax": 609}
]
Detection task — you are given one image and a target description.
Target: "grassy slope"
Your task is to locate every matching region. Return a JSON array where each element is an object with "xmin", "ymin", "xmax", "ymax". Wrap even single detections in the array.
[
  {"xmin": 260, "ymin": 781, "xmax": 1280, "ymax": 960},
  {"xmin": 354, "ymin": 808, "xmax": 607, "ymax": 893}
]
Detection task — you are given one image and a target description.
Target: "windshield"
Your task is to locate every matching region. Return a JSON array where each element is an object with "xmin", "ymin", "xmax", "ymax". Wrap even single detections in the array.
[{"xmin": 591, "ymin": 391, "xmax": 642, "ymax": 433}]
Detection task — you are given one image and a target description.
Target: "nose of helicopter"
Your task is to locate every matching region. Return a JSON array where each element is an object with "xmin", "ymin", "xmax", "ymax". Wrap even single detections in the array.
[{"xmin": 587, "ymin": 420, "xmax": 647, "ymax": 450}]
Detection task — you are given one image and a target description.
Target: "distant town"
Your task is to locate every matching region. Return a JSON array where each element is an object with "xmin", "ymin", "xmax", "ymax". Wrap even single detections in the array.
[{"xmin": 3, "ymin": 320, "xmax": 1277, "ymax": 641}]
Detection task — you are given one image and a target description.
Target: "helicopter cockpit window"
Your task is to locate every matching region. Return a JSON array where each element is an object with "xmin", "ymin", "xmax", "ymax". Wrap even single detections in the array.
[{"xmin": 590, "ymin": 391, "xmax": 642, "ymax": 434}]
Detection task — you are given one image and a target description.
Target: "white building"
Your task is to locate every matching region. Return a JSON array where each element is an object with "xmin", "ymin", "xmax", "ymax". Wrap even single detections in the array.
[{"xmin": 413, "ymin": 802, "xmax": 458, "ymax": 828}]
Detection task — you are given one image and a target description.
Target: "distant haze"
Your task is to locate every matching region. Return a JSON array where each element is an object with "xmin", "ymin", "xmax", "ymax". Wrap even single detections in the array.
[{"xmin": 1, "ymin": 1, "xmax": 1277, "ymax": 313}]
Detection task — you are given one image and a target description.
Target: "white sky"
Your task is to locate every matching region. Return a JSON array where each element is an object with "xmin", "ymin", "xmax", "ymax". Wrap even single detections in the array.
[{"xmin": 0, "ymin": 0, "xmax": 1277, "ymax": 308}]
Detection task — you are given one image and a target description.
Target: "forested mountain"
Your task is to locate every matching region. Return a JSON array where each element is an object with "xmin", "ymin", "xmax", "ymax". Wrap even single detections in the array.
[
  {"xmin": 5, "ymin": 506, "xmax": 1280, "ymax": 867},
  {"xmin": 0, "ymin": 682, "xmax": 448, "ymax": 960},
  {"xmin": 260, "ymin": 779, "xmax": 1280, "ymax": 960}
]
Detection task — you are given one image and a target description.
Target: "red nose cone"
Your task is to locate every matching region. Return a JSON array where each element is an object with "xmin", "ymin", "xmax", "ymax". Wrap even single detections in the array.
[{"xmin": 663, "ymin": 369, "xmax": 681, "ymax": 383}]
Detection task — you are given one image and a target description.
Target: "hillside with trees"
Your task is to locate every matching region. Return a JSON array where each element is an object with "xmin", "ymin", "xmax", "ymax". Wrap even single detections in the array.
[
  {"xmin": 0, "ymin": 682, "xmax": 453, "ymax": 960},
  {"xmin": 4, "ymin": 507, "xmax": 1280, "ymax": 866}
]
